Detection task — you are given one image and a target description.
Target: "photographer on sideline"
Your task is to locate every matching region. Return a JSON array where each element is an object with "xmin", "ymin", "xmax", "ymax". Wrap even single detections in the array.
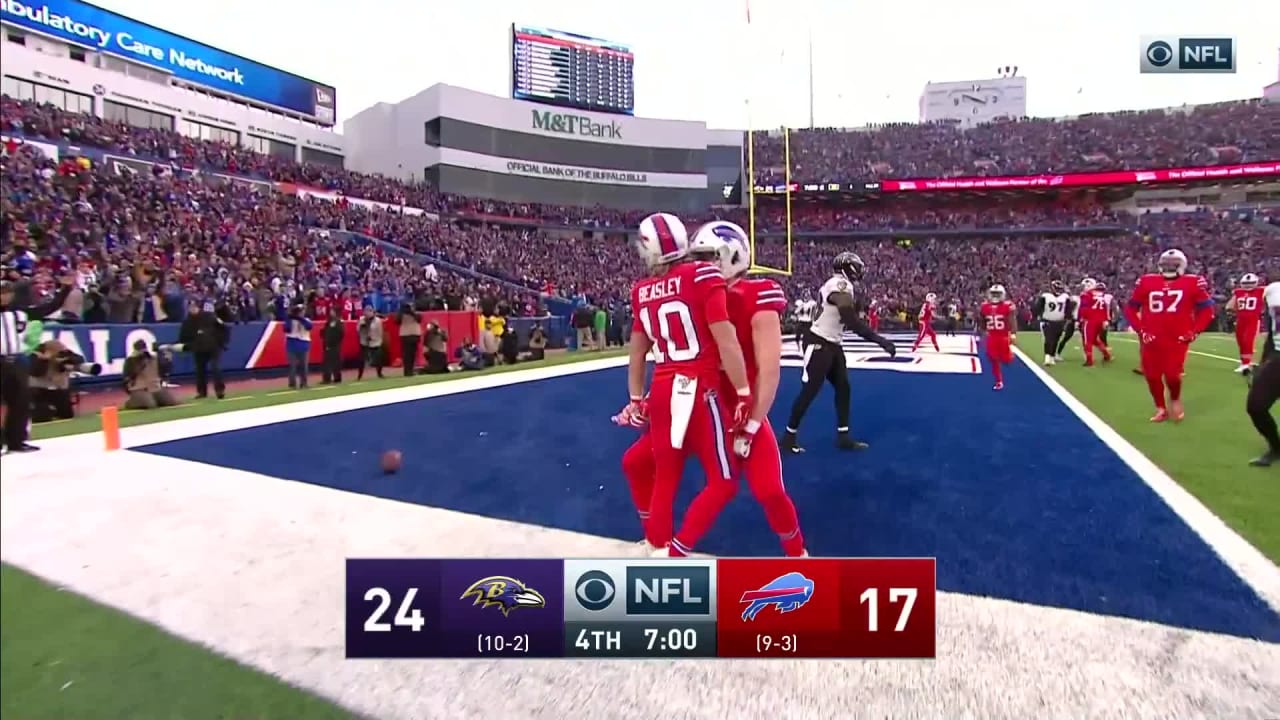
[
  {"xmin": 122, "ymin": 339, "xmax": 177, "ymax": 410},
  {"xmin": 528, "ymin": 323, "xmax": 547, "ymax": 361},
  {"xmin": 178, "ymin": 301, "xmax": 228, "ymax": 399},
  {"xmin": 397, "ymin": 303, "xmax": 421, "ymax": 377},
  {"xmin": 320, "ymin": 306, "xmax": 344, "ymax": 384},
  {"xmin": 356, "ymin": 306, "xmax": 384, "ymax": 380},
  {"xmin": 424, "ymin": 321, "xmax": 449, "ymax": 374},
  {"xmin": 29, "ymin": 338, "xmax": 102, "ymax": 422},
  {"xmin": 1, "ymin": 273, "xmax": 74, "ymax": 452},
  {"xmin": 285, "ymin": 303, "xmax": 313, "ymax": 389}
]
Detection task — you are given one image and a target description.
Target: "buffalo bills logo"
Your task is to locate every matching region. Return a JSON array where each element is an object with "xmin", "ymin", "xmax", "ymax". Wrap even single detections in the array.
[{"xmin": 739, "ymin": 572, "xmax": 815, "ymax": 621}]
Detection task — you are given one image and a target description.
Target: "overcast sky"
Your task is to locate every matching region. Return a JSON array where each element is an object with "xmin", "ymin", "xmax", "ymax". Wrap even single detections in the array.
[{"xmin": 97, "ymin": 0, "xmax": 1278, "ymax": 130}]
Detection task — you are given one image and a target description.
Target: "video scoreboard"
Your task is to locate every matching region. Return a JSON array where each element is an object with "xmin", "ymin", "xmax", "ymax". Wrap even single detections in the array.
[
  {"xmin": 345, "ymin": 557, "xmax": 935, "ymax": 659},
  {"xmin": 511, "ymin": 24, "xmax": 635, "ymax": 116}
]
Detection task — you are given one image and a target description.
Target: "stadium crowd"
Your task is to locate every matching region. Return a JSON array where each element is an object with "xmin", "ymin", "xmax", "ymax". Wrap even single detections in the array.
[
  {"xmin": 751, "ymin": 100, "xmax": 1280, "ymax": 184},
  {"xmin": 3, "ymin": 95, "xmax": 1278, "ymax": 327}
]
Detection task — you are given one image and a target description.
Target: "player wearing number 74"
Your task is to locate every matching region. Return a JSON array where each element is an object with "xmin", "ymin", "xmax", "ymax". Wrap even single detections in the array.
[
  {"xmin": 624, "ymin": 213, "xmax": 753, "ymax": 556},
  {"xmin": 1123, "ymin": 249, "xmax": 1215, "ymax": 423}
]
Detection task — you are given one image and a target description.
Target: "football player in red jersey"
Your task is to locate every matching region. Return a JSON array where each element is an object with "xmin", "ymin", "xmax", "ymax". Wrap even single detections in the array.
[
  {"xmin": 867, "ymin": 297, "xmax": 881, "ymax": 333},
  {"xmin": 911, "ymin": 292, "xmax": 940, "ymax": 352},
  {"xmin": 621, "ymin": 222, "xmax": 807, "ymax": 557},
  {"xmin": 1227, "ymin": 273, "xmax": 1265, "ymax": 373},
  {"xmin": 620, "ymin": 213, "xmax": 752, "ymax": 555},
  {"xmin": 1123, "ymin": 249, "xmax": 1216, "ymax": 422},
  {"xmin": 978, "ymin": 284, "xmax": 1017, "ymax": 391},
  {"xmin": 1078, "ymin": 278, "xmax": 1113, "ymax": 366}
]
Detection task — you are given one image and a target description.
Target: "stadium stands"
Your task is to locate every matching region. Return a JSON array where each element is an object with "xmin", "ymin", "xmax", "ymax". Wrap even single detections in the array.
[{"xmin": 3, "ymin": 95, "xmax": 1278, "ymax": 326}]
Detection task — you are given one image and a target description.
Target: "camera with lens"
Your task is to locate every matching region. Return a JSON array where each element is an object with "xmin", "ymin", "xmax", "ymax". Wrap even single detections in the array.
[{"xmin": 33, "ymin": 347, "xmax": 102, "ymax": 377}]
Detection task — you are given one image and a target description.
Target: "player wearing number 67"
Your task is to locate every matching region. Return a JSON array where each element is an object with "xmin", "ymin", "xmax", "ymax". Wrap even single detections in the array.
[
  {"xmin": 1123, "ymin": 249, "xmax": 1215, "ymax": 423},
  {"xmin": 977, "ymin": 285, "xmax": 1016, "ymax": 391},
  {"xmin": 625, "ymin": 213, "xmax": 753, "ymax": 556}
]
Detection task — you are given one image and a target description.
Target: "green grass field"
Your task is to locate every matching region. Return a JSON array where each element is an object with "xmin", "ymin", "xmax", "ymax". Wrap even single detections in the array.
[
  {"xmin": 2, "ymin": 335, "xmax": 1274, "ymax": 719},
  {"xmin": 1014, "ymin": 331, "xmax": 1280, "ymax": 563}
]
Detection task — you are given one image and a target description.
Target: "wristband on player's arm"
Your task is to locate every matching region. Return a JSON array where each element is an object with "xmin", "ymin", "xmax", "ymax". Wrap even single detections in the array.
[{"xmin": 742, "ymin": 419, "xmax": 761, "ymax": 434}]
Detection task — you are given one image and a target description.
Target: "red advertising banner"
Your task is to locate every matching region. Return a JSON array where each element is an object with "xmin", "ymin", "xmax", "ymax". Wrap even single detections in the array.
[
  {"xmin": 880, "ymin": 161, "xmax": 1280, "ymax": 192},
  {"xmin": 715, "ymin": 557, "xmax": 936, "ymax": 659}
]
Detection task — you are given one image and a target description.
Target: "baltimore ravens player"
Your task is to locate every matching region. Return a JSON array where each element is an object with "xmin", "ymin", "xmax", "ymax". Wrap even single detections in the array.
[{"xmin": 781, "ymin": 252, "xmax": 896, "ymax": 453}]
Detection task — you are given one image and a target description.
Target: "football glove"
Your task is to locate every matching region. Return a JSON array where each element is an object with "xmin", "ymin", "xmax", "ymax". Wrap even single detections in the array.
[
  {"xmin": 733, "ymin": 419, "xmax": 761, "ymax": 459},
  {"xmin": 732, "ymin": 387, "xmax": 753, "ymax": 429},
  {"xmin": 613, "ymin": 397, "xmax": 649, "ymax": 429},
  {"xmin": 1177, "ymin": 332, "xmax": 1196, "ymax": 344},
  {"xmin": 1140, "ymin": 331, "xmax": 1157, "ymax": 345}
]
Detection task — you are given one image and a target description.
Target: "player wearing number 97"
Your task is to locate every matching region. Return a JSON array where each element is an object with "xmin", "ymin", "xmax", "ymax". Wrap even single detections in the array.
[
  {"xmin": 621, "ymin": 222, "xmax": 808, "ymax": 558},
  {"xmin": 978, "ymin": 285, "xmax": 1016, "ymax": 391},
  {"xmin": 1123, "ymin": 248, "xmax": 1215, "ymax": 423},
  {"xmin": 624, "ymin": 212, "xmax": 753, "ymax": 556}
]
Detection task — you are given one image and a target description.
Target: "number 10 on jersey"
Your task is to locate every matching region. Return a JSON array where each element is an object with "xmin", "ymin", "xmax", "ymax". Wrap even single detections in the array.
[{"xmin": 638, "ymin": 300, "xmax": 701, "ymax": 363}]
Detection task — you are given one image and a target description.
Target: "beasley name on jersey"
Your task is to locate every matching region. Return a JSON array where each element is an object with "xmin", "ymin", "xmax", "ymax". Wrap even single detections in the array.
[{"xmin": 630, "ymin": 261, "xmax": 728, "ymax": 376}]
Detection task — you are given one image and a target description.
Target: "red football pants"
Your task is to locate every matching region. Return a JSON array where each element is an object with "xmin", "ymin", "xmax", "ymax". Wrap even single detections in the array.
[
  {"xmin": 621, "ymin": 418, "xmax": 803, "ymax": 554},
  {"xmin": 1140, "ymin": 339, "xmax": 1190, "ymax": 379},
  {"xmin": 913, "ymin": 325, "xmax": 938, "ymax": 350},
  {"xmin": 1237, "ymin": 318, "xmax": 1260, "ymax": 362},
  {"xmin": 1080, "ymin": 319, "xmax": 1110, "ymax": 361},
  {"xmin": 630, "ymin": 376, "xmax": 734, "ymax": 549}
]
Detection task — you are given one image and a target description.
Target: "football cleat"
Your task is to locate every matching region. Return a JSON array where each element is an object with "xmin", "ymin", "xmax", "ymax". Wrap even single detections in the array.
[
  {"xmin": 780, "ymin": 431, "xmax": 805, "ymax": 454},
  {"xmin": 1054, "ymin": 354, "xmax": 1064, "ymax": 362},
  {"xmin": 1044, "ymin": 355, "xmax": 1055, "ymax": 366},
  {"xmin": 1150, "ymin": 409, "xmax": 1169, "ymax": 423},
  {"xmin": 836, "ymin": 433, "xmax": 869, "ymax": 451},
  {"xmin": 1169, "ymin": 399, "xmax": 1185, "ymax": 422},
  {"xmin": 994, "ymin": 382, "xmax": 1005, "ymax": 391},
  {"xmin": 1235, "ymin": 364, "xmax": 1253, "ymax": 375},
  {"xmin": 1249, "ymin": 451, "xmax": 1277, "ymax": 467}
]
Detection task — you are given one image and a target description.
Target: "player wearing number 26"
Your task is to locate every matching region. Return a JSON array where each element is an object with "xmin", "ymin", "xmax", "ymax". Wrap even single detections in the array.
[
  {"xmin": 1123, "ymin": 249, "xmax": 1215, "ymax": 423},
  {"xmin": 625, "ymin": 213, "xmax": 752, "ymax": 556},
  {"xmin": 978, "ymin": 285, "xmax": 1016, "ymax": 391}
]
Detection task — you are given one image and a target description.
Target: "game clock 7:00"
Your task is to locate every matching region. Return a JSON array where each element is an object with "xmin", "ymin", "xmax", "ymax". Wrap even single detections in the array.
[{"xmin": 345, "ymin": 557, "xmax": 935, "ymax": 659}]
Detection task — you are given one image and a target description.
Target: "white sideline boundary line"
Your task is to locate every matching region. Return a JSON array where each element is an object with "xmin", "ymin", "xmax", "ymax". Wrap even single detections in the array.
[
  {"xmin": 34, "ymin": 355, "xmax": 630, "ymax": 454},
  {"xmin": 1107, "ymin": 334, "xmax": 1241, "ymax": 364},
  {"xmin": 1012, "ymin": 345, "xmax": 1280, "ymax": 615}
]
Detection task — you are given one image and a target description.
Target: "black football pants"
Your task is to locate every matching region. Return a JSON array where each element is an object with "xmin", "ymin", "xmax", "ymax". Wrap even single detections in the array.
[
  {"xmin": 785, "ymin": 334, "xmax": 851, "ymax": 435},
  {"xmin": 1056, "ymin": 321, "xmax": 1076, "ymax": 355},
  {"xmin": 0, "ymin": 356, "xmax": 32, "ymax": 450},
  {"xmin": 1247, "ymin": 355, "xmax": 1280, "ymax": 454},
  {"xmin": 1042, "ymin": 321, "xmax": 1066, "ymax": 357}
]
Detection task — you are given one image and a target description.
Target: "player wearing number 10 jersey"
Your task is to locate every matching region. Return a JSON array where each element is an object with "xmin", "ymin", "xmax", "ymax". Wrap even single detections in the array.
[
  {"xmin": 623, "ymin": 213, "xmax": 752, "ymax": 555},
  {"xmin": 1123, "ymin": 248, "xmax": 1215, "ymax": 423},
  {"xmin": 622, "ymin": 222, "xmax": 807, "ymax": 558},
  {"xmin": 978, "ymin": 285, "xmax": 1016, "ymax": 391}
]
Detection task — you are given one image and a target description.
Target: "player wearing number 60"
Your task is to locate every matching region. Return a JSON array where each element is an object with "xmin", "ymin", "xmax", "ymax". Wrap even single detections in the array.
[
  {"xmin": 977, "ymin": 284, "xmax": 1017, "ymax": 391},
  {"xmin": 1123, "ymin": 249, "xmax": 1215, "ymax": 423},
  {"xmin": 622, "ymin": 213, "xmax": 753, "ymax": 557}
]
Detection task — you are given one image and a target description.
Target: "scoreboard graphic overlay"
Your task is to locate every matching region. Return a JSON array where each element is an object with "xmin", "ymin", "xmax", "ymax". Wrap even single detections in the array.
[{"xmin": 346, "ymin": 558, "xmax": 935, "ymax": 659}]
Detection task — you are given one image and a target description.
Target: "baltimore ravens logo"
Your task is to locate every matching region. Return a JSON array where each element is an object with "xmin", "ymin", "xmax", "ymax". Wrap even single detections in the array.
[{"xmin": 460, "ymin": 576, "xmax": 546, "ymax": 616}]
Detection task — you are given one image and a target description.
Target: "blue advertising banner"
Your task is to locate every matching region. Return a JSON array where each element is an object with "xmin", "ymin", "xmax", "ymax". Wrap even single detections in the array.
[{"xmin": 0, "ymin": 0, "xmax": 336, "ymax": 123}]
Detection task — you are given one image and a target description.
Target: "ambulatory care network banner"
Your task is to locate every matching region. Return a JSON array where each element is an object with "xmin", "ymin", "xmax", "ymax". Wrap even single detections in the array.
[
  {"xmin": 752, "ymin": 161, "xmax": 1280, "ymax": 195},
  {"xmin": 0, "ymin": 0, "xmax": 337, "ymax": 123}
]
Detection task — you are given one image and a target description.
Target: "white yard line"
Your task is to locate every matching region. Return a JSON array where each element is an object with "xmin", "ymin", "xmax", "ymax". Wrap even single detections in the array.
[
  {"xmin": 1106, "ymin": 335, "xmax": 1242, "ymax": 364},
  {"xmin": 1013, "ymin": 345, "xmax": 1280, "ymax": 615}
]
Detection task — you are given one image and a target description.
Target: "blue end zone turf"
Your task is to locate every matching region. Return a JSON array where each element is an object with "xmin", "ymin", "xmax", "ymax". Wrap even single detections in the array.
[{"xmin": 137, "ymin": 363, "xmax": 1280, "ymax": 641}]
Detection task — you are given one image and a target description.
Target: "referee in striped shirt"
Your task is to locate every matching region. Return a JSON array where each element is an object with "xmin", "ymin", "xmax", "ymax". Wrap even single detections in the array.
[{"xmin": 1, "ymin": 274, "xmax": 73, "ymax": 453}]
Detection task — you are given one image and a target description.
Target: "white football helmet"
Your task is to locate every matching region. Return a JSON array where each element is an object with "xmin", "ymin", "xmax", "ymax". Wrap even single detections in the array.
[
  {"xmin": 925, "ymin": 292, "xmax": 938, "ymax": 303},
  {"xmin": 1081, "ymin": 278, "xmax": 1098, "ymax": 291},
  {"xmin": 635, "ymin": 213, "xmax": 689, "ymax": 269},
  {"xmin": 988, "ymin": 284, "xmax": 1007, "ymax": 302},
  {"xmin": 691, "ymin": 221, "xmax": 751, "ymax": 279},
  {"xmin": 1239, "ymin": 272, "xmax": 1260, "ymax": 289},
  {"xmin": 1157, "ymin": 249, "xmax": 1188, "ymax": 278}
]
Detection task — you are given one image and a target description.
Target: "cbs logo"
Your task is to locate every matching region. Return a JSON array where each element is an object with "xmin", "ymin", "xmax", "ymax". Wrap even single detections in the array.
[
  {"xmin": 1145, "ymin": 40, "xmax": 1174, "ymax": 68},
  {"xmin": 574, "ymin": 570, "xmax": 616, "ymax": 611}
]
